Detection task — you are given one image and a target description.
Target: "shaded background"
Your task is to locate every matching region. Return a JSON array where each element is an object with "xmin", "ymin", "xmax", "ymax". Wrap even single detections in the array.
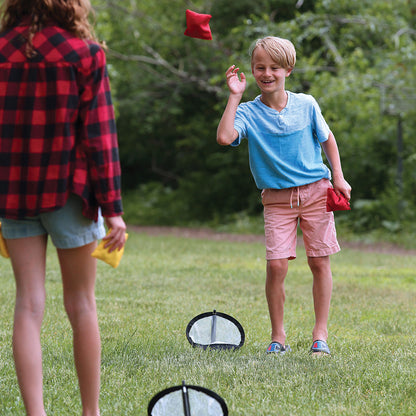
[{"xmin": 93, "ymin": 0, "xmax": 416, "ymax": 236}]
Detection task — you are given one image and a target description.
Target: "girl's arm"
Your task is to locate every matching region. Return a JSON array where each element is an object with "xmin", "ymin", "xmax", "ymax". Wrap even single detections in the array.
[{"xmin": 321, "ymin": 132, "xmax": 352, "ymax": 200}]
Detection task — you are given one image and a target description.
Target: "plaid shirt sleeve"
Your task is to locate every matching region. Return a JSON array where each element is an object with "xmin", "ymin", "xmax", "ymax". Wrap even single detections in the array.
[{"xmin": 72, "ymin": 43, "xmax": 123, "ymax": 218}]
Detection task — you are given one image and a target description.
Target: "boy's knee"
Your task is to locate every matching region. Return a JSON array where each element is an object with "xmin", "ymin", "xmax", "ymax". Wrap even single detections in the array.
[
  {"xmin": 308, "ymin": 256, "xmax": 331, "ymax": 275},
  {"xmin": 267, "ymin": 259, "xmax": 288, "ymax": 279}
]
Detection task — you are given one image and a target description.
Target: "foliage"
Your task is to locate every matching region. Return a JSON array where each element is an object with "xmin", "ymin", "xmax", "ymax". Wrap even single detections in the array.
[
  {"xmin": 1, "ymin": 232, "xmax": 416, "ymax": 414},
  {"xmin": 92, "ymin": 0, "xmax": 416, "ymax": 232}
]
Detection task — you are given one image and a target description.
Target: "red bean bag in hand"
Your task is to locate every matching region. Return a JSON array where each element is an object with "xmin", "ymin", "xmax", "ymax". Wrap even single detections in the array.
[
  {"xmin": 184, "ymin": 9, "xmax": 212, "ymax": 40},
  {"xmin": 326, "ymin": 188, "xmax": 351, "ymax": 212}
]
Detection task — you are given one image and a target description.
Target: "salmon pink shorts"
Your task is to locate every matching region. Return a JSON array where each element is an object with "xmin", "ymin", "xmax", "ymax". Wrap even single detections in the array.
[{"xmin": 262, "ymin": 178, "xmax": 340, "ymax": 260}]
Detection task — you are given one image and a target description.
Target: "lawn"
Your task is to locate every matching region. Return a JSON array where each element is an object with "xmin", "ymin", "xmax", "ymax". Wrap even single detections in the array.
[{"xmin": 0, "ymin": 230, "xmax": 415, "ymax": 415}]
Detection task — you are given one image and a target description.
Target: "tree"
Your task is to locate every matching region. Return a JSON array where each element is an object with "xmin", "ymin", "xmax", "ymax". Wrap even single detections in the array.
[{"xmin": 92, "ymin": 0, "xmax": 416, "ymax": 229}]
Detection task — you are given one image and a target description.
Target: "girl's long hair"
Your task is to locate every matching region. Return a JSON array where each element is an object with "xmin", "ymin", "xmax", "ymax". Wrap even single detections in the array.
[{"xmin": 0, "ymin": 0, "xmax": 98, "ymax": 56}]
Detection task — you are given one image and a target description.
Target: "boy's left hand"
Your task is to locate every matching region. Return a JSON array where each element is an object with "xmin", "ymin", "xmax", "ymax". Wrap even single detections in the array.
[{"xmin": 333, "ymin": 177, "xmax": 352, "ymax": 201}]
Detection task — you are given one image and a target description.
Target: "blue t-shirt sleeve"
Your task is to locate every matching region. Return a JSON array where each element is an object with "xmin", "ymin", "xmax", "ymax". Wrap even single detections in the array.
[
  {"xmin": 231, "ymin": 105, "xmax": 248, "ymax": 146},
  {"xmin": 310, "ymin": 96, "xmax": 331, "ymax": 143}
]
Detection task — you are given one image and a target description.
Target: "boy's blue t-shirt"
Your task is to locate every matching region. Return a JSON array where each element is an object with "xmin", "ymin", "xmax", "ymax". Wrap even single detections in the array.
[{"xmin": 232, "ymin": 91, "xmax": 331, "ymax": 190}]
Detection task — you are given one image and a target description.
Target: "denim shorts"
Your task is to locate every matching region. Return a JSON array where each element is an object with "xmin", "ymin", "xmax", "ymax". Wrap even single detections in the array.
[{"xmin": 1, "ymin": 194, "xmax": 106, "ymax": 249}]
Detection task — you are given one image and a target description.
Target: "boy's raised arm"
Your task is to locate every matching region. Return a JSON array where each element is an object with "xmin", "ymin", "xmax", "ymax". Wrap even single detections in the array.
[{"xmin": 216, "ymin": 65, "xmax": 246, "ymax": 146}]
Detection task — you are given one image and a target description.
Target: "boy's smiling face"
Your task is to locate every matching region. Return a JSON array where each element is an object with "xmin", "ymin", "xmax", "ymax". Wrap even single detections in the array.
[{"xmin": 251, "ymin": 47, "xmax": 292, "ymax": 95}]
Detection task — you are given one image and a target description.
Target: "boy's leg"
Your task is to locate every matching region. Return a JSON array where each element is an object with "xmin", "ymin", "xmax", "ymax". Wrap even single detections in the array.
[
  {"xmin": 7, "ymin": 235, "xmax": 48, "ymax": 416},
  {"xmin": 266, "ymin": 258, "xmax": 289, "ymax": 344},
  {"xmin": 262, "ymin": 188, "xmax": 298, "ymax": 347},
  {"xmin": 308, "ymin": 256, "xmax": 332, "ymax": 342},
  {"xmin": 57, "ymin": 242, "xmax": 101, "ymax": 416},
  {"xmin": 298, "ymin": 179, "xmax": 339, "ymax": 344}
]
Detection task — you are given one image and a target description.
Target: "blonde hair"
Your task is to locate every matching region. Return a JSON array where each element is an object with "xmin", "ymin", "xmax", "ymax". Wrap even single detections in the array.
[
  {"xmin": 0, "ymin": 0, "xmax": 97, "ymax": 57},
  {"xmin": 251, "ymin": 36, "xmax": 296, "ymax": 69}
]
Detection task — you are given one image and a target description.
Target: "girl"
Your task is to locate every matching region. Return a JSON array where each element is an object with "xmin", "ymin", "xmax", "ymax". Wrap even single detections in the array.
[{"xmin": 0, "ymin": 1, "xmax": 126, "ymax": 414}]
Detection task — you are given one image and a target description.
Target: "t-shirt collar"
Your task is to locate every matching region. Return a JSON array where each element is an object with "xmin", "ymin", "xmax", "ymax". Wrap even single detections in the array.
[{"xmin": 256, "ymin": 91, "xmax": 291, "ymax": 113}]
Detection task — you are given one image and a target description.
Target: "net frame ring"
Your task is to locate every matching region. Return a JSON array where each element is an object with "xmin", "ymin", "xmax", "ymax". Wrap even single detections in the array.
[
  {"xmin": 185, "ymin": 310, "xmax": 245, "ymax": 351},
  {"xmin": 148, "ymin": 381, "xmax": 228, "ymax": 416}
]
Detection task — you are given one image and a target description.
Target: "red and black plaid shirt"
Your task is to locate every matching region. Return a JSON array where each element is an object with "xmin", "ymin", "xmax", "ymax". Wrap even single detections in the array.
[{"xmin": 0, "ymin": 22, "xmax": 123, "ymax": 220}]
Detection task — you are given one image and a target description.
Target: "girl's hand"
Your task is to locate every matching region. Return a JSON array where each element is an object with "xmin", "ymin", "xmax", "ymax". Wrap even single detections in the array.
[
  {"xmin": 103, "ymin": 216, "xmax": 127, "ymax": 252},
  {"xmin": 226, "ymin": 65, "xmax": 246, "ymax": 95}
]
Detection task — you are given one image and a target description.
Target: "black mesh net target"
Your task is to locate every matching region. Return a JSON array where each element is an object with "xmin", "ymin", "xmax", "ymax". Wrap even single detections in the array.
[
  {"xmin": 186, "ymin": 310, "xmax": 245, "ymax": 350},
  {"xmin": 148, "ymin": 381, "xmax": 228, "ymax": 416}
]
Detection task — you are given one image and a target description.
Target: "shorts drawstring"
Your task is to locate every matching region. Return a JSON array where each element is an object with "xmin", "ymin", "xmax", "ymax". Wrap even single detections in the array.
[{"xmin": 290, "ymin": 187, "xmax": 300, "ymax": 209}]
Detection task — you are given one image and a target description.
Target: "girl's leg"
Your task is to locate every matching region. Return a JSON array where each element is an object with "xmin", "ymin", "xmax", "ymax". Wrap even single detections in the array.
[
  {"xmin": 7, "ymin": 235, "xmax": 48, "ymax": 416},
  {"xmin": 308, "ymin": 256, "xmax": 332, "ymax": 341},
  {"xmin": 57, "ymin": 242, "xmax": 101, "ymax": 416},
  {"xmin": 266, "ymin": 258, "xmax": 289, "ymax": 344}
]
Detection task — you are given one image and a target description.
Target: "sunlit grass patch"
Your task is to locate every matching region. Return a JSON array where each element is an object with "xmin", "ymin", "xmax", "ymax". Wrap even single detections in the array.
[{"xmin": 0, "ymin": 231, "xmax": 415, "ymax": 415}]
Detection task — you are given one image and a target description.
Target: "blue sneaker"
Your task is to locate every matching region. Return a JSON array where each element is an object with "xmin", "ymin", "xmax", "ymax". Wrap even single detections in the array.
[
  {"xmin": 266, "ymin": 341, "xmax": 291, "ymax": 355},
  {"xmin": 310, "ymin": 340, "xmax": 331, "ymax": 355}
]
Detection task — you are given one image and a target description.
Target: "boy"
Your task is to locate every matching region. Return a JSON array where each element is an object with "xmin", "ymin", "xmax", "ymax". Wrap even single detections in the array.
[{"xmin": 217, "ymin": 36, "xmax": 351, "ymax": 355}]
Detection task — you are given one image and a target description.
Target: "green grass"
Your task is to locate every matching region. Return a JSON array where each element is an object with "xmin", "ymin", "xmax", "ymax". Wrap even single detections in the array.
[{"xmin": 1, "ymin": 231, "xmax": 416, "ymax": 415}]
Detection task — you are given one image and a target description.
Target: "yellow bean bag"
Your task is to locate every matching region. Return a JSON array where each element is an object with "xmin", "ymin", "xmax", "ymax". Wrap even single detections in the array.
[
  {"xmin": 0, "ymin": 222, "xmax": 10, "ymax": 259},
  {"xmin": 91, "ymin": 231, "xmax": 128, "ymax": 268}
]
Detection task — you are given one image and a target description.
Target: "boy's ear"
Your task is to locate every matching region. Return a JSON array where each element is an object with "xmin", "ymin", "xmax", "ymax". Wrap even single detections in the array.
[{"xmin": 286, "ymin": 68, "xmax": 293, "ymax": 77}]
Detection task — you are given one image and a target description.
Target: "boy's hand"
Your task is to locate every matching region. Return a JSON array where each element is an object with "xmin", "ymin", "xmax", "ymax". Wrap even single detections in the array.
[
  {"xmin": 333, "ymin": 177, "xmax": 352, "ymax": 201},
  {"xmin": 226, "ymin": 65, "xmax": 246, "ymax": 95}
]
